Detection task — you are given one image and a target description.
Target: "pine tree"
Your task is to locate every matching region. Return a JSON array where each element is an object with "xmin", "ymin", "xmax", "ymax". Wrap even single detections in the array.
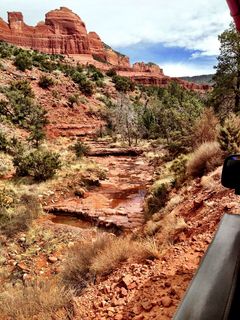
[{"xmin": 212, "ymin": 23, "xmax": 240, "ymax": 117}]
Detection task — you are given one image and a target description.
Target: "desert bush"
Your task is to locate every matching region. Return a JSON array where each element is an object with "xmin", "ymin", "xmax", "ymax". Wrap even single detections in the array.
[
  {"xmin": 68, "ymin": 94, "xmax": 79, "ymax": 107},
  {"xmin": 186, "ymin": 142, "xmax": 223, "ymax": 178},
  {"xmin": 170, "ymin": 154, "xmax": 189, "ymax": 187},
  {"xmin": 38, "ymin": 75, "xmax": 54, "ymax": 89},
  {"xmin": 106, "ymin": 68, "xmax": 117, "ymax": 77},
  {"xmin": 13, "ymin": 149, "xmax": 61, "ymax": 181},
  {"xmin": 0, "ymin": 280, "xmax": 73, "ymax": 320},
  {"xmin": 14, "ymin": 52, "xmax": 33, "ymax": 71},
  {"xmin": 0, "ymin": 130, "xmax": 9, "ymax": 152},
  {"xmin": 62, "ymin": 235, "xmax": 158, "ymax": 294},
  {"xmin": 72, "ymin": 140, "xmax": 90, "ymax": 158},
  {"xmin": 192, "ymin": 108, "xmax": 219, "ymax": 147},
  {"xmin": 145, "ymin": 181, "xmax": 170, "ymax": 218},
  {"xmin": 0, "ymin": 153, "xmax": 14, "ymax": 177},
  {"xmin": 218, "ymin": 113, "xmax": 240, "ymax": 154},
  {"xmin": 112, "ymin": 75, "xmax": 134, "ymax": 92},
  {"xmin": 0, "ymin": 189, "xmax": 41, "ymax": 237},
  {"xmin": 10, "ymin": 80, "xmax": 35, "ymax": 98},
  {"xmin": 70, "ymin": 71, "xmax": 94, "ymax": 96},
  {"xmin": 3, "ymin": 81, "xmax": 47, "ymax": 138}
]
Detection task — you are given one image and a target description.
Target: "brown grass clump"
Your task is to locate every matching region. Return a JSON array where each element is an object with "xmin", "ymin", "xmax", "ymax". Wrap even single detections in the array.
[
  {"xmin": 0, "ymin": 280, "xmax": 73, "ymax": 320},
  {"xmin": 0, "ymin": 190, "xmax": 42, "ymax": 237},
  {"xmin": 192, "ymin": 108, "xmax": 219, "ymax": 148},
  {"xmin": 186, "ymin": 142, "xmax": 223, "ymax": 178},
  {"xmin": 61, "ymin": 235, "xmax": 159, "ymax": 294},
  {"xmin": 153, "ymin": 211, "xmax": 187, "ymax": 244}
]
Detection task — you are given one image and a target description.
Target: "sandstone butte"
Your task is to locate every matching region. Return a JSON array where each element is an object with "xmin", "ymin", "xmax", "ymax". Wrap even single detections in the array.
[{"xmin": 0, "ymin": 7, "xmax": 210, "ymax": 91}]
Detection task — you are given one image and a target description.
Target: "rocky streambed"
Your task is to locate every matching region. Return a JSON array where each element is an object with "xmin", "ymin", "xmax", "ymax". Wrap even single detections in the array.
[{"xmin": 45, "ymin": 142, "xmax": 154, "ymax": 231}]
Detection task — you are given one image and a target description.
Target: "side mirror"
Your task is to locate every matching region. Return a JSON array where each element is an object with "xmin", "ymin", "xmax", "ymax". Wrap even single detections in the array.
[{"xmin": 221, "ymin": 154, "xmax": 240, "ymax": 194}]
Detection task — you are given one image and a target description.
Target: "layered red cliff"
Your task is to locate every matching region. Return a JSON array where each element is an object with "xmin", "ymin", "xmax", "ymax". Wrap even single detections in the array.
[{"xmin": 0, "ymin": 7, "xmax": 210, "ymax": 91}]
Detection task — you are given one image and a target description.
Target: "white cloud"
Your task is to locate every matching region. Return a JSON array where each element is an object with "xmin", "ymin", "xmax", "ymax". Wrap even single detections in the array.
[{"xmin": 161, "ymin": 62, "xmax": 215, "ymax": 77}]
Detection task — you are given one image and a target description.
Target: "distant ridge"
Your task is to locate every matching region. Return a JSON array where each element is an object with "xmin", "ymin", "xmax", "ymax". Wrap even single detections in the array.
[{"xmin": 180, "ymin": 74, "xmax": 214, "ymax": 85}]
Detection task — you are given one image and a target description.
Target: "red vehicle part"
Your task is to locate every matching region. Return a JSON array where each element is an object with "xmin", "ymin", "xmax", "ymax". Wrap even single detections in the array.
[{"xmin": 227, "ymin": 0, "xmax": 240, "ymax": 30}]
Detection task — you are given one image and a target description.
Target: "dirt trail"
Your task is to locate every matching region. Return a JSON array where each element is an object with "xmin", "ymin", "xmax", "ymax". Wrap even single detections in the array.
[{"xmin": 47, "ymin": 140, "xmax": 153, "ymax": 230}]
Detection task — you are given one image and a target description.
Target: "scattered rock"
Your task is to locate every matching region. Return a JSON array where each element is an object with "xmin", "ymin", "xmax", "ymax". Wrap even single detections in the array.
[
  {"xmin": 161, "ymin": 297, "xmax": 172, "ymax": 308},
  {"xmin": 48, "ymin": 256, "xmax": 58, "ymax": 263}
]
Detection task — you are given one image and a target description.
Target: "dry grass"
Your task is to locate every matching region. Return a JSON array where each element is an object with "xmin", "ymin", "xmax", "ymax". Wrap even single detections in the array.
[
  {"xmin": 0, "ymin": 187, "xmax": 42, "ymax": 237},
  {"xmin": 192, "ymin": 108, "xmax": 219, "ymax": 148},
  {"xmin": 153, "ymin": 211, "xmax": 187, "ymax": 244},
  {"xmin": 61, "ymin": 235, "xmax": 159, "ymax": 294},
  {"xmin": 186, "ymin": 142, "xmax": 223, "ymax": 178},
  {"xmin": 0, "ymin": 280, "xmax": 73, "ymax": 320},
  {"xmin": 200, "ymin": 175, "xmax": 215, "ymax": 190}
]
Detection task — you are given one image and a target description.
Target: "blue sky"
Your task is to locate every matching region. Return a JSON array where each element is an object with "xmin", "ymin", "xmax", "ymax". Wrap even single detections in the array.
[{"xmin": 0, "ymin": 0, "xmax": 232, "ymax": 76}]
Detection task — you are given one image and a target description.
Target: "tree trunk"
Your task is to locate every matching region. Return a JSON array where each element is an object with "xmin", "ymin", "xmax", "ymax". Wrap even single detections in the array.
[{"xmin": 234, "ymin": 68, "xmax": 240, "ymax": 113}]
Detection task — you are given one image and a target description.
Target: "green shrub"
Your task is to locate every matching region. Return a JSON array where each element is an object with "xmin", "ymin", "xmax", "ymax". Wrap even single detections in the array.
[
  {"xmin": 68, "ymin": 94, "xmax": 79, "ymax": 107},
  {"xmin": 38, "ymin": 75, "xmax": 54, "ymax": 89},
  {"xmin": 14, "ymin": 52, "xmax": 33, "ymax": 71},
  {"xmin": 71, "ymin": 72, "xmax": 94, "ymax": 96},
  {"xmin": 112, "ymin": 75, "xmax": 135, "ymax": 92},
  {"xmin": 0, "ymin": 130, "xmax": 9, "ymax": 152},
  {"xmin": 13, "ymin": 149, "xmax": 61, "ymax": 181},
  {"xmin": 218, "ymin": 113, "xmax": 240, "ymax": 154},
  {"xmin": 10, "ymin": 80, "xmax": 35, "ymax": 98},
  {"xmin": 145, "ymin": 181, "xmax": 169, "ymax": 217},
  {"xmin": 72, "ymin": 141, "xmax": 90, "ymax": 158},
  {"xmin": 187, "ymin": 142, "xmax": 223, "ymax": 177},
  {"xmin": 106, "ymin": 68, "xmax": 117, "ymax": 77},
  {"xmin": 170, "ymin": 154, "xmax": 189, "ymax": 187}
]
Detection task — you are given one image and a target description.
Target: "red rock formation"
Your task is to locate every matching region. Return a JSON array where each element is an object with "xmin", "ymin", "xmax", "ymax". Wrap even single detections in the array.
[
  {"xmin": 0, "ymin": 7, "xmax": 131, "ymax": 68},
  {"xmin": 132, "ymin": 62, "xmax": 164, "ymax": 74},
  {"xmin": 0, "ymin": 7, "xmax": 211, "ymax": 91}
]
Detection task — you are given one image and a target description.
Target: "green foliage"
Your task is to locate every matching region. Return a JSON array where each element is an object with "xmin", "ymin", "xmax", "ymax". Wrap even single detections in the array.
[
  {"xmin": 72, "ymin": 141, "xmax": 90, "ymax": 158},
  {"xmin": 145, "ymin": 182, "xmax": 169, "ymax": 217},
  {"xmin": 68, "ymin": 94, "xmax": 80, "ymax": 107},
  {"xmin": 0, "ymin": 80, "xmax": 48, "ymax": 147},
  {"xmin": 218, "ymin": 113, "xmax": 240, "ymax": 154},
  {"xmin": 13, "ymin": 149, "xmax": 61, "ymax": 181},
  {"xmin": 106, "ymin": 69, "xmax": 117, "ymax": 77},
  {"xmin": 112, "ymin": 75, "xmax": 135, "ymax": 92},
  {"xmin": 71, "ymin": 71, "xmax": 94, "ymax": 96},
  {"xmin": 0, "ymin": 131, "xmax": 9, "ymax": 152},
  {"xmin": 14, "ymin": 52, "xmax": 33, "ymax": 71},
  {"xmin": 143, "ymin": 82, "xmax": 204, "ymax": 156},
  {"xmin": 87, "ymin": 65, "xmax": 104, "ymax": 81},
  {"xmin": 38, "ymin": 75, "xmax": 54, "ymax": 89},
  {"xmin": 0, "ymin": 41, "xmax": 14, "ymax": 58},
  {"xmin": 10, "ymin": 79, "xmax": 35, "ymax": 98},
  {"xmin": 170, "ymin": 154, "xmax": 189, "ymax": 187},
  {"xmin": 211, "ymin": 23, "xmax": 240, "ymax": 117}
]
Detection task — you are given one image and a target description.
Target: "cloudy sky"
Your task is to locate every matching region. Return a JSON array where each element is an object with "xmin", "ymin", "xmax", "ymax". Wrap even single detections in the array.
[{"xmin": 0, "ymin": 0, "xmax": 232, "ymax": 76}]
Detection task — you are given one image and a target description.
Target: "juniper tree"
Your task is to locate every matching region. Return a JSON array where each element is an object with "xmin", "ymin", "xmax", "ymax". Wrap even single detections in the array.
[{"xmin": 212, "ymin": 23, "xmax": 240, "ymax": 117}]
